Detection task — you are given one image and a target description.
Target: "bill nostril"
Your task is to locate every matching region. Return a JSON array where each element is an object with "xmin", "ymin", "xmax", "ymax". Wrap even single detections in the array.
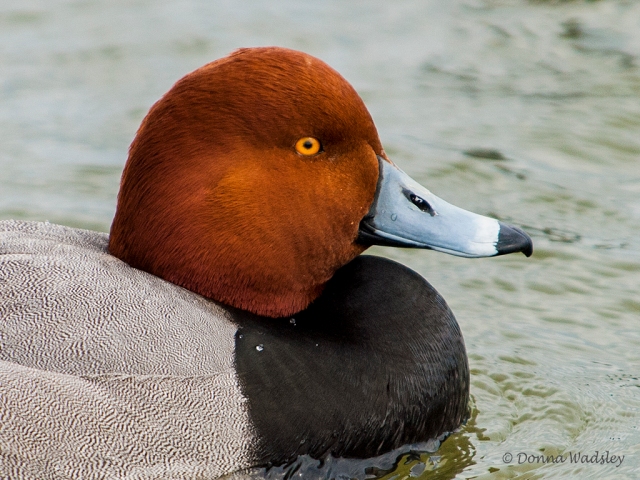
[{"xmin": 404, "ymin": 189, "xmax": 437, "ymax": 217}]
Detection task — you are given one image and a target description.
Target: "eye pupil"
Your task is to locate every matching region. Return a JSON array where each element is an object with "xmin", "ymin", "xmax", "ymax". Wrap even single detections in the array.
[{"xmin": 303, "ymin": 140, "xmax": 313, "ymax": 150}]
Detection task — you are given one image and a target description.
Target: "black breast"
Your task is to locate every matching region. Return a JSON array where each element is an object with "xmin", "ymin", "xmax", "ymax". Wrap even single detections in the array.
[{"xmin": 232, "ymin": 255, "xmax": 469, "ymax": 466}]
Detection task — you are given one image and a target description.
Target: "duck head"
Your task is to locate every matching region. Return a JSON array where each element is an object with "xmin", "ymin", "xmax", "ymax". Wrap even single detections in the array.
[{"xmin": 109, "ymin": 47, "xmax": 532, "ymax": 317}]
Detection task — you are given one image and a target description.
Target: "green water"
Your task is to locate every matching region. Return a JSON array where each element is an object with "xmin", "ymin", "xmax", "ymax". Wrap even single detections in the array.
[{"xmin": 1, "ymin": 1, "xmax": 638, "ymax": 478}]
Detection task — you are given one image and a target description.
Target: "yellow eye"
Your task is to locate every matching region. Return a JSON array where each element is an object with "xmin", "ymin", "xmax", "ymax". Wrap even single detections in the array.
[{"xmin": 295, "ymin": 137, "xmax": 322, "ymax": 156}]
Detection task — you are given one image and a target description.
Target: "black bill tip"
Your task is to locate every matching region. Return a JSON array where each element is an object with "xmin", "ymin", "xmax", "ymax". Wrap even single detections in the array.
[{"xmin": 496, "ymin": 223, "xmax": 533, "ymax": 257}]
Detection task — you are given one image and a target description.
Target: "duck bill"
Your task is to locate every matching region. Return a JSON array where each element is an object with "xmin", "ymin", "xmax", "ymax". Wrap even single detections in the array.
[{"xmin": 357, "ymin": 156, "xmax": 533, "ymax": 258}]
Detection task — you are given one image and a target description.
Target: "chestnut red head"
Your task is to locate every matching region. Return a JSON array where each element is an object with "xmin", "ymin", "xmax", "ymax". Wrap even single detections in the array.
[
  {"xmin": 109, "ymin": 47, "xmax": 383, "ymax": 317},
  {"xmin": 109, "ymin": 47, "xmax": 533, "ymax": 318}
]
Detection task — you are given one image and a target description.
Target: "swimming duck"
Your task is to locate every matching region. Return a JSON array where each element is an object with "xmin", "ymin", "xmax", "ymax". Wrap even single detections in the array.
[{"xmin": 0, "ymin": 47, "xmax": 532, "ymax": 478}]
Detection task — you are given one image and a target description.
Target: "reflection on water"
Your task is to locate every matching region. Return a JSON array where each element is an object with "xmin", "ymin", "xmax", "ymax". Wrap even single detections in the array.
[
  {"xmin": 1, "ymin": 0, "xmax": 639, "ymax": 478},
  {"xmin": 376, "ymin": 414, "xmax": 479, "ymax": 480},
  {"xmin": 225, "ymin": 420, "xmax": 477, "ymax": 479}
]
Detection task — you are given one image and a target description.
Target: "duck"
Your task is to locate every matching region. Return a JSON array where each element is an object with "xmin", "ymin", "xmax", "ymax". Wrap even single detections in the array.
[{"xmin": 0, "ymin": 47, "xmax": 532, "ymax": 479}]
